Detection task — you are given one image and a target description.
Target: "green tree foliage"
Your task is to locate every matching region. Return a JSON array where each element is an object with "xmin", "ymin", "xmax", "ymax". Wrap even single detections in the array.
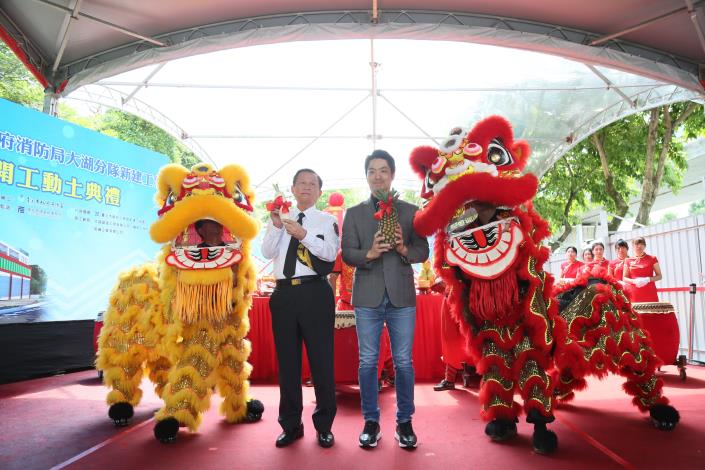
[
  {"xmin": 0, "ymin": 43, "xmax": 43, "ymax": 109},
  {"xmin": 689, "ymin": 199, "xmax": 705, "ymax": 215},
  {"xmin": 536, "ymin": 101, "xmax": 703, "ymax": 247},
  {"xmin": 657, "ymin": 212, "xmax": 678, "ymax": 224},
  {"xmin": 1, "ymin": 43, "xmax": 200, "ymax": 167},
  {"xmin": 30, "ymin": 265, "xmax": 47, "ymax": 296},
  {"xmin": 94, "ymin": 109, "xmax": 201, "ymax": 167}
]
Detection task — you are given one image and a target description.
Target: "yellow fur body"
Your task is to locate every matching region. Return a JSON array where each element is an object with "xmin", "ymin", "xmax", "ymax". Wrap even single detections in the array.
[{"xmin": 97, "ymin": 163, "xmax": 258, "ymax": 431}]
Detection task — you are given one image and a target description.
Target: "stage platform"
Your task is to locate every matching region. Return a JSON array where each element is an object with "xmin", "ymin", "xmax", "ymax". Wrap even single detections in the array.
[{"xmin": 1, "ymin": 365, "xmax": 704, "ymax": 470}]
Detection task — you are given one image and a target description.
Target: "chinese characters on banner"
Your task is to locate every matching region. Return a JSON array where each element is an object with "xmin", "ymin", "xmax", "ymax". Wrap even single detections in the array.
[{"xmin": 0, "ymin": 98, "xmax": 169, "ymax": 323}]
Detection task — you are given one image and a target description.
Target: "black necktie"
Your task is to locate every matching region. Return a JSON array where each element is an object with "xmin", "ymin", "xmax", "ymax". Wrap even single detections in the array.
[{"xmin": 283, "ymin": 212, "xmax": 305, "ymax": 278}]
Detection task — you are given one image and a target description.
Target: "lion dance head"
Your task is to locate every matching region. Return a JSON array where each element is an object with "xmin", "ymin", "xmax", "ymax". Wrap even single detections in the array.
[
  {"xmin": 411, "ymin": 116, "xmax": 548, "ymax": 323},
  {"xmin": 150, "ymin": 163, "xmax": 258, "ymax": 322}
]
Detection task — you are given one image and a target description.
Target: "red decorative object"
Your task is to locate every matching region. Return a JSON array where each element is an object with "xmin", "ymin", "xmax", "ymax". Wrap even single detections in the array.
[
  {"xmin": 265, "ymin": 195, "xmax": 291, "ymax": 214},
  {"xmin": 373, "ymin": 194, "xmax": 394, "ymax": 220}
]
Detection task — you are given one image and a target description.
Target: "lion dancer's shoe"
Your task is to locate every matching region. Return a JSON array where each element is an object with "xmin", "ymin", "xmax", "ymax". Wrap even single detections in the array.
[
  {"xmin": 526, "ymin": 409, "xmax": 557, "ymax": 455},
  {"xmin": 476, "ymin": 326, "xmax": 558, "ymax": 454}
]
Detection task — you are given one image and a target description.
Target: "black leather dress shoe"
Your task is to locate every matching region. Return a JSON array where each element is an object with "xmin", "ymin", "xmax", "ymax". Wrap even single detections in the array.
[
  {"xmin": 433, "ymin": 379, "xmax": 455, "ymax": 391},
  {"xmin": 275, "ymin": 424, "xmax": 304, "ymax": 448},
  {"xmin": 317, "ymin": 431, "xmax": 335, "ymax": 448}
]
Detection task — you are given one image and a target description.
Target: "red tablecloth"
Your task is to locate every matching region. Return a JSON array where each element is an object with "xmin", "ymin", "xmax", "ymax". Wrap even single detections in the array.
[{"xmin": 246, "ymin": 294, "xmax": 444, "ymax": 382}]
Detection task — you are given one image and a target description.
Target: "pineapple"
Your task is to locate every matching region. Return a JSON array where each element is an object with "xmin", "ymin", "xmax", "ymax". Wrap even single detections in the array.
[{"xmin": 374, "ymin": 189, "xmax": 399, "ymax": 246}]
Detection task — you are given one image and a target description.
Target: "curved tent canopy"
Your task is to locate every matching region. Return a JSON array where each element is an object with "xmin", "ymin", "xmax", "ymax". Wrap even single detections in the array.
[{"xmin": 1, "ymin": 1, "xmax": 704, "ymax": 196}]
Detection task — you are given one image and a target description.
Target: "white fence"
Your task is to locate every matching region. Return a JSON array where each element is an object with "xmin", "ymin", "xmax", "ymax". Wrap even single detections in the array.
[{"xmin": 547, "ymin": 214, "xmax": 705, "ymax": 363}]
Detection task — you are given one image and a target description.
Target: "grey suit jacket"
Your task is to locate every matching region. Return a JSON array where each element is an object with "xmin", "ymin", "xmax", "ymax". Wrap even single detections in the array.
[{"xmin": 342, "ymin": 196, "xmax": 430, "ymax": 308}]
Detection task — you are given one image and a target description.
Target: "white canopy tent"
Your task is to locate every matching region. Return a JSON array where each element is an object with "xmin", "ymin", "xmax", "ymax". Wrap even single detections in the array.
[{"xmin": 2, "ymin": 1, "xmax": 704, "ymax": 197}]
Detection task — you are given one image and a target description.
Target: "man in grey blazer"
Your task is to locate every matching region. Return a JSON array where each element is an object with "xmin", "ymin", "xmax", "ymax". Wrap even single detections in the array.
[{"xmin": 342, "ymin": 149, "xmax": 429, "ymax": 450}]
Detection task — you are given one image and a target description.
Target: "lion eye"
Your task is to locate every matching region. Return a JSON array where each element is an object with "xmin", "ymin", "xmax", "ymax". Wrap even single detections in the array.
[
  {"xmin": 166, "ymin": 192, "xmax": 175, "ymax": 205},
  {"xmin": 439, "ymin": 126, "xmax": 468, "ymax": 154},
  {"xmin": 487, "ymin": 139, "xmax": 513, "ymax": 166}
]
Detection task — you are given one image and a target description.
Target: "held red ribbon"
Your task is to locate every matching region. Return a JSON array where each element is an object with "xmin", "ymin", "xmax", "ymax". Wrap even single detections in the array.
[
  {"xmin": 373, "ymin": 195, "xmax": 394, "ymax": 220},
  {"xmin": 265, "ymin": 195, "xmax": 291, "ymax": 214}
]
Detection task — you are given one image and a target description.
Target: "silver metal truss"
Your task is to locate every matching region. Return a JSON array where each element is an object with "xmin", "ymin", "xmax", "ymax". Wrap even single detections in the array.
[
  {"xmin": 56, "ymin": 10, "xmax": 703, "ymax": 92},
  {"xmin": 64, "ymin": 84, "xmax": 214, "ymax": 166},
  {"xmin": 121, "ymin": 62, "xmax": 166, "ymax": 105},
  {"xmin": 51, "ymin": 0, "xmax": 83, "ymax": 73},
  {"xmin": 33, "ymin": 0, "xmax": 165, "ymax": 46},
  {"xmin": 93, "ymin": 82, "xmax": 667, "ymax": 93},
  {"xmin": 531, "ymin": 85, "xmax": 702, "ymax": 176},
  {"xmin": 585, "ymin": 64, "xmax": 636, "ymax": 109},
  {"xmin": 685, "ymin": 0, "xmax": 705, "ymax": 57}
]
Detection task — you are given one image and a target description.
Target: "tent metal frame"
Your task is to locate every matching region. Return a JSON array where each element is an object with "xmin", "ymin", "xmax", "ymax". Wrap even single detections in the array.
[{"xmin": 1, "ymin": 7, "xmax": 703, "ymax": 92}]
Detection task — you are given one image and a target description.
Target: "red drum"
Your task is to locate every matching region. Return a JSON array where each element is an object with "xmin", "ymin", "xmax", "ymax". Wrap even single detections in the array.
[{"xmin": 632, "ymin": 302, "xmax": 680, "ymax": 365}]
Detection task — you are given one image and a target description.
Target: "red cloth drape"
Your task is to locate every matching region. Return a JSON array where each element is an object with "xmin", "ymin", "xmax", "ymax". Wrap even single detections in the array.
[{"xmin": 246, "ymin": 294, "xmax": 445, "ymax": 382}]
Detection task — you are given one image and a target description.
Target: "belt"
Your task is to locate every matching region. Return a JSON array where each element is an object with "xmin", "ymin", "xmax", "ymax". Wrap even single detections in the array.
[{"xmin": 276, "ymin": 274, "xmax": 326, "ymax": 287}]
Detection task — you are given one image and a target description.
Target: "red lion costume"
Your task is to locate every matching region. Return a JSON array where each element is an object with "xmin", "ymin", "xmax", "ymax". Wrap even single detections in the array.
[{"xmin": 410, "ymin": 116, "xmax": 678, "ymax": 455}]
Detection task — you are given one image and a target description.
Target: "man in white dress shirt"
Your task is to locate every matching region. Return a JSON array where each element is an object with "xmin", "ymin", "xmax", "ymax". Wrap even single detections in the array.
[{"xmin": 262, "ymin": 168, "xmax": 339, "ymax": 448}]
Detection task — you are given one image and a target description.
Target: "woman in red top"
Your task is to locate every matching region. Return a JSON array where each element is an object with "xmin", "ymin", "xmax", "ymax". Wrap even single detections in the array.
[
  {"xmin": 581, "ymin": 247, "xmax": 593, "ymax": 263},
  {"xmin": 623, "ymin": 238, "xmax": 661, "ymax": 302},
  {"xmin": 607, "ymin": 239, "xmax": 629, "ymax": 282},
  {"xmin": 623, "ymin": 237, "xmax": 678, "ymax": 365},
  {"xmin": 578, "ymin": 242, "xmax": 610, "ymax": 277},
  {"xmin": 590, "ymin": 242, "xmax": 610, "ymax": 271},
  {"xmin": 558, "ymin": 246, "xmax": 583, "ymax": 284}
]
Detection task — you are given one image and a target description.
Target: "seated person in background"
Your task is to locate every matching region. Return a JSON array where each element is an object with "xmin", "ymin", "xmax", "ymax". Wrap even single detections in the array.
[{"xmin": 557, "ymin": 246, "xmax": 582, "ymax": 284}]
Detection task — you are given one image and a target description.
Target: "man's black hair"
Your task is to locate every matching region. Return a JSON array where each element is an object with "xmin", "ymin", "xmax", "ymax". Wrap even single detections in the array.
[
  {"xmin": 364, "ymin": 149, "xmax": 396, "ymax": 174},
  {"xmin": 565, "ymin": 246, "xmax": 577, "ymax": 254},
  {"xmin": 615, "ymin": 239, "xmax": 628, "ymax": 249},
  {"xmin": 292, "ymin": 168, "xmax": 323, "ymax": 189}
]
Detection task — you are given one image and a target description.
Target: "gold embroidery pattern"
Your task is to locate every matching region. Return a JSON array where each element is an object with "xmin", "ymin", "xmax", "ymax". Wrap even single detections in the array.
[
  {"xmin": 483, "ymin": 365, "xmax": 514, "ymax": 391},
  {"xmin": 519, "ymin": 359, "xmax": 548, "ymax": 390},
  {"xmin": 482, "ymin": 341, "xmax": 515, "ymax": 369},
  {"xmin": 527, "ymin": 257, "xmax": 553, "ymax": 345},
  {"xmin": 528, "ymin": 384, "xmax": 552, "ymax": 412}
]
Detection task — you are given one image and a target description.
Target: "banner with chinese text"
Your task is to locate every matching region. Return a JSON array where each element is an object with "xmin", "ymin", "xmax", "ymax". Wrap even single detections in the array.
[{"xmin": 0, "ymin": 98, "xmax": 169, "ymax": 323}]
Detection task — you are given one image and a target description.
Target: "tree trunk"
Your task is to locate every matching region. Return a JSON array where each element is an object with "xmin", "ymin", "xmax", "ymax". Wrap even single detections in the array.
[
  {"xmin": 549, "ymin": 177, "xmax": 577, "ymax": 251},
  {"xmin": 635, "ymin": 103, "xmax": 697, "ymax": 225},
  {"xmin": 590, "ymin": 132, "xmax": 629, "ymax": 232}
]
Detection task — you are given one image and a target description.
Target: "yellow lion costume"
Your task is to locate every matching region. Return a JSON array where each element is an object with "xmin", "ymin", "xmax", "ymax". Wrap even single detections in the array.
[{"xmin": 96, "ymin": 163, "xmax": 264, "ymax": 443}]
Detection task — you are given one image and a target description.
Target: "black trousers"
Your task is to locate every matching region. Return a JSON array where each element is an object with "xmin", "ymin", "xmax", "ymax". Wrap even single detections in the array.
[{"xmin": 269, "ymin": 278, "xmax": 336, "ymax": 433}]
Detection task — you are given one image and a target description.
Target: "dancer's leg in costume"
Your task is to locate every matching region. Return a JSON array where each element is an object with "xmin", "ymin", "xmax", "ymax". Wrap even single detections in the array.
[
  {"xmin": 514, "ymin": 336, "xmax": 554, "ymax": 420},
  {"xmin": 155, "ymin": 323, "xmax": 218, "ymax": 431},
  {"xmin": 146, "ymin": 356, "xmax": 172, "ymax": 399},
  {"xmin": 477, "ymin": 334, "xmax": 519, "ymax": 422},
  {"xmin": 217, "ymin": 329, "xmax": 253, "ymax": 423},
  {"xmin": 97, "ymin": 268, "xmax": 160, "ymax": 409}
]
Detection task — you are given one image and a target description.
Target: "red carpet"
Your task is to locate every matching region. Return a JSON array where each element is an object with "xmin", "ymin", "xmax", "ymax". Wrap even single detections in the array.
[{"xmin": 1, "ymin": 365, "xmax": 704, "ymax": 469}]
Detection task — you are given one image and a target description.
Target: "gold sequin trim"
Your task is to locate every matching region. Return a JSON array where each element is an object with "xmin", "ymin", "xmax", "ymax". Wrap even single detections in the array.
[
  {"xmin": 483, "ymin": 366, "xmax": 514, "ymax": 391},
  {"xmin": 482, "ymin": 341, "xmax": 515, "ymax": 368},
  {"xmin": 519, "ymin": 359, "xmax": 548, "ymax": 390}
]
